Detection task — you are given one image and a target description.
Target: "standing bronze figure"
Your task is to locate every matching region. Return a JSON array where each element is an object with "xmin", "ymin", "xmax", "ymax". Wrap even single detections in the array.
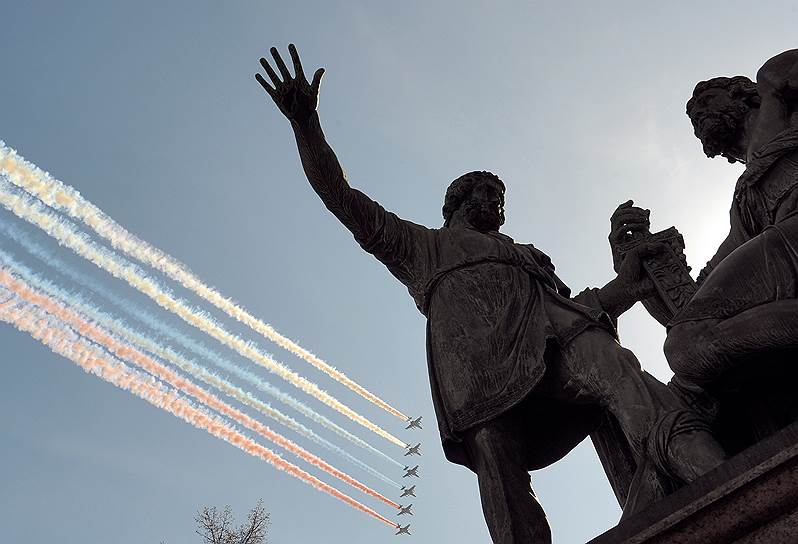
[{"xmin": 256, "ymin": 44, "xmax": 725, "ymax": 543}]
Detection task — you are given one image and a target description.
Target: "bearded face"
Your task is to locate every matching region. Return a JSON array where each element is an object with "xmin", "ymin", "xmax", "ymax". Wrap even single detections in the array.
[
  {"xmin": 689, "ymin": 89, "xmax": 749, "ymax": 162},
  {"xmin": 463, "ymin": 198, "xmax": 504, "ymax": 231},
  {"xmin": 462, "ymin": 181, "xmax": 505, "ymax": 232}
]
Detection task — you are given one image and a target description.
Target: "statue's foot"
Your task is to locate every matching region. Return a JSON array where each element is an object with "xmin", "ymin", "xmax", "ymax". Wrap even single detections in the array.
[{"xmin": 667, "ymin": 429, "xmax": 726, "ymax": 484}]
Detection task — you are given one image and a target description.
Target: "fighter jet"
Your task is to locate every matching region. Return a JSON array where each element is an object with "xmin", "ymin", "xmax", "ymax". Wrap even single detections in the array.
[
  {"xmin": 405, "ymin": 416, "xmax": 422, "ymax": 430},
  {"xmin": 405, "ymin": 443, "xmax": 421, "ymax": 456},
  {"xmin": 397, "ymin": 504, "xmax": 414, "ymax": 516},
  {"xmin": 400, "ymin": 485, "xmax": 416, "ymax": 498},
  {"xmin": 395, "ymin": 524, "xmax": 412, "ymax": 535},
  {"xmin": 403, "ymin": 465, "xmax": 419, "ymax": 478}
]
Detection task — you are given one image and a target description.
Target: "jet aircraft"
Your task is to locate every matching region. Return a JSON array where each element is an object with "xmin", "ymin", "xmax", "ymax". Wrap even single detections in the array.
[
  {"xmin": 395, "ymin": 524, "xmax": 411, "ymax": 535},
  {"xmin": 403, "ymin": 465, "xmax": 419, "ymax": 478},
  {"xmin": 397, "ymin": 504, "xmax": 414, "ymax": 516},
  {"xmin": 400, "ymin": 485, "xmax": 416, "ymax": 498},
  {"xmin": 405, "ymin": 416, "xmax": 422, "ymax": 430},
  {"xmin": 405, "ymin": 443, "xmax": 421, "ymax": 456}
]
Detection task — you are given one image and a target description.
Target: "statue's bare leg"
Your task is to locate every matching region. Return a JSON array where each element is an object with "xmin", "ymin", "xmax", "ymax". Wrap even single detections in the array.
[
  {"xmin": 462, "ymin": 420, "xmax": 552, "ymax": 544},
  {"xmin": 540, "ymin": 328, "xmax": 725, "ymax": 484}
]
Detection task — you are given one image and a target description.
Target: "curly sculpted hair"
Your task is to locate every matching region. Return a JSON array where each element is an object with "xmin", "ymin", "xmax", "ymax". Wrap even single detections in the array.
[
  {"xmin": 442, "ymin": 171, "xmax": 506, "ymax": 227},
  {"xmin": 686, "ymin": 75, "xmax": 761, "ymax": 117}
]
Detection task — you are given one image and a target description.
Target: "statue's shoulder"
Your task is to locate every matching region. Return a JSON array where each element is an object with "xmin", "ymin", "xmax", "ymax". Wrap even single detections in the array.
[
  {"xmin": 756, "ymin": 48, "xmax": 798, "ymax": 96},
  {"xmin": 736, "ymin": 127, "xmax": 798, "ymax": 195},
  {"xmin": 520, "ymin": 242, "xmax": 555, "ymax": 270},
  {"xmin": 752, "ymin": 127, "xmax": 798, "ymax": 161}
]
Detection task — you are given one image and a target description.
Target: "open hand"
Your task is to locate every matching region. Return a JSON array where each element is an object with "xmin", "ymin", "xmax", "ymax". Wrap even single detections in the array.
[{"xmin": 256, "ymin": 44, "xmax": 325, "ymax": 125}]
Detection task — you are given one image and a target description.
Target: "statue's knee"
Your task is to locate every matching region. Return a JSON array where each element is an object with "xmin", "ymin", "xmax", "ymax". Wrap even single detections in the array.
[
  {"xmin": 665, "ymin": 323, "xmax": 699, "ymax": 374},
  {"xmin": 664, "ymin": 325, "xmax": 687, "ymax": 366},
  {"xmin": 466, "ymin": 425, "xmax": 523, "ymax": 473},
  {"xmin": 469, "ymin": 426, "xmax": 503, "ymax": 454},
  {"xmin": 665, "ymin": 322, "xmax": 716, "ymax": 384}
]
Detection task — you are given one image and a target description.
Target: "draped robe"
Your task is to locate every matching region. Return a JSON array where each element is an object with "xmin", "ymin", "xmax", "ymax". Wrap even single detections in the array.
[
  {"xmin": 673, "ymin": 128, "xmax": 798, "ymax": 325},
  {"xmin": 329, "ymin": 186, "xmax": 615, "ymax": 470}
]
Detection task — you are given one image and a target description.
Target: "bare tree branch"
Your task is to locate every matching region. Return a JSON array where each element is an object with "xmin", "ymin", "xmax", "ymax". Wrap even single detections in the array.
[
  {"xmin": 238, "ymin": 500, "xmax": 270, "ymax": 544},
  {"xmin": 195, "ymin": 500, "xmax": 269, "ymax": 544}
]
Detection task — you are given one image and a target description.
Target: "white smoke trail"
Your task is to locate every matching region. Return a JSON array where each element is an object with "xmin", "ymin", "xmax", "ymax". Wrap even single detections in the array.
[
  {"xmin": 0, "ymin": 142, "xmax": 408, "ymax": 421},
  {"xmin": 0, "ymin": 247, "xmax": 401, "ymax": 488},
  {"xmin": 0, "ymin": 177, "xmax": 407, "ymax": 449},
  {"xmin": 0, "ymin": 290, "xmax": 399, "ymax": 528},
  {"xmin": 0, "ymin": 217, "xmax": 406, "ymax": 469},
  {"xmin": 0, "ymin": 267, "xmax": 401, "ymax": 508}
]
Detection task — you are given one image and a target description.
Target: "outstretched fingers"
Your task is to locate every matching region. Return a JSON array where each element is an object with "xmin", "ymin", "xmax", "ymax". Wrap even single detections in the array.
[
  {"xmin": 256, "ymin": 45, "xmax": 325, "ymax": 118},
  {"xmin": 259, "ymin": 57, "xmax": 281, "ymax": 87},
  {"xmin": 270, "ymin": 46, "xmax": 292, "ymax": 80},
  {"xmin": 254, "ymin": 73, "xmax": 275, "ymax": 97},
  {"xmin": 311, "ymin": 67, "xmax": 325, "ymax": 93},
  {"xmin": 288, "ymin": 43, "xmax": 305, "ymax": 81}
]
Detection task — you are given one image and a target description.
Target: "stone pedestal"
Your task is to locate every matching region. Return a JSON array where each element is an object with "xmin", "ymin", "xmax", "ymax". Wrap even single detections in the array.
[{"xmin": 588, "ymin": 420, "xmax": 798, "ymax": 543}]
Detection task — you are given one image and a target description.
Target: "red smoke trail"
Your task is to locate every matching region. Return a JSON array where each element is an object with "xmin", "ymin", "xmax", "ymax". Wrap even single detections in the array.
[
  {"xmin": 0, "ymin": 143, "xmax": 409, "ymax": 421},
  {"xmin": 0, "ymin": 268, "xmax": 399, "ymax": 511},
  {"xmin": 0, "ymin": 182, "xmax": 406, "ymax": 448},
  {"xmin": 0, "ymin": 290, "xmax": 399, "ymax": 529}
]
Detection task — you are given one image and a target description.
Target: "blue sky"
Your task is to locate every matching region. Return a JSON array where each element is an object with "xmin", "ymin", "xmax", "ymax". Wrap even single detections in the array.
[{"xmin": 1, "ymin": 2, "xmax": 796, "ymax": 543}]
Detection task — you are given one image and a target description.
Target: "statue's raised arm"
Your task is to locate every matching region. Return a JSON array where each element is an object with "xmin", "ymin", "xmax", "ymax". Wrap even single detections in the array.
[
  {"xmin": 256, "ymin": 45, "xmax": 426, "ymax": 287},
  {"xmin": 255, "ymin": 45, "xmax": 351, "ymax": 220}
]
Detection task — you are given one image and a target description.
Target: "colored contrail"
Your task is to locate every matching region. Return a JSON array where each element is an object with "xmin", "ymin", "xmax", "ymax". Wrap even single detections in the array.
[
  {"xmin": 0, "ymin": 217, "xmax": 405, "ymax": 469},
  {"xmin": 0, "ymin": 247, "xmax": 401, "ymax": 489},
  {"xmin": 0, "ymin": 141, "xmax": 408, "ymax": 421},
  {"xmin": 0, "ymin": 266, "xmax": 400, "ymax": 509},
  {"xmin": 0, "ymin": 291, "xmax": 399, "ymax": 528},
  {"xmin": 0, "ymin": 177, "xmax": 408, "ymax": 449}
]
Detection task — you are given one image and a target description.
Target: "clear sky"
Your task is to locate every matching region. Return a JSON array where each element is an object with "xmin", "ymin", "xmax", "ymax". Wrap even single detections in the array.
[{"xmin": 1, "ymin": 2, "xmax": 796, "ymax": 543}]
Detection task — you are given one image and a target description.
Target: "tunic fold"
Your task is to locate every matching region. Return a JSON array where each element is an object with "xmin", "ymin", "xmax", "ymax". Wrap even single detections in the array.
[{"xmin": 326, "ymin": 186, "xmax": 613, "ymax": 469}]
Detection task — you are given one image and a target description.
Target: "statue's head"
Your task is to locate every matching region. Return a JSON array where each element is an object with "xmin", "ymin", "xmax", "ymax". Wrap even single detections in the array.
[
  {"xmin": 442, "ymin": 171, "xmax": 505, "ymax": 232},
  {"xmin": 686, "ymin": 76, "xmax": 761, "ymax": 163}
]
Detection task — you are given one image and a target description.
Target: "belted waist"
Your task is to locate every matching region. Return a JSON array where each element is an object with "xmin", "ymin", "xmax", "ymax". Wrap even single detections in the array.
[{"xmin": 419, "ymin": 257, "xmax": 557, "ymax": 316}]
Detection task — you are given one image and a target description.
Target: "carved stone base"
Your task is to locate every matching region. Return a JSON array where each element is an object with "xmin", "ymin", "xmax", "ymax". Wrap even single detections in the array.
[{"xmin": 588, "ymin": 420, "xmax": 798, "ymax": 543}]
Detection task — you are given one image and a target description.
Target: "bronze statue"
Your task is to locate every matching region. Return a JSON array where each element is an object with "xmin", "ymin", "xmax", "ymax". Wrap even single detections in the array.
[
  {"xmin": 255, "ymin": 44, "xmax": 725, "ymax": 543},
  {"xmin": 609, "ymin": 49, "xmax": 798, "ymax": 452}
]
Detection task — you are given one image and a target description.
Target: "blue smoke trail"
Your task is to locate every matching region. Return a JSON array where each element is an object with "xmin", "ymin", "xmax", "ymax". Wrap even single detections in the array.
[
  {"xmin": 0, "ymin": 179, "xmax": 408, "ymax": 448},
  {"xmin": 0, "ymin": 246, "xmax": 402, "ymax": 488},
  {"xmin": 0, "ymin": 141, "xmax": 408, "ymax": 423},
  {"xmin": 0, "ymin": 216, "xmax": 404, "ymax": 469}
]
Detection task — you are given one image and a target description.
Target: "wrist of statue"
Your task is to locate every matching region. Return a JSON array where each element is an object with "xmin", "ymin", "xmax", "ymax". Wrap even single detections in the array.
[
  {"xmin": 598, "ymin": 277, "xmax": 631, "ymax": 318},
  {"xmin": 290, "ymin": 110, "xmax": 320, "ymax": 132}
]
